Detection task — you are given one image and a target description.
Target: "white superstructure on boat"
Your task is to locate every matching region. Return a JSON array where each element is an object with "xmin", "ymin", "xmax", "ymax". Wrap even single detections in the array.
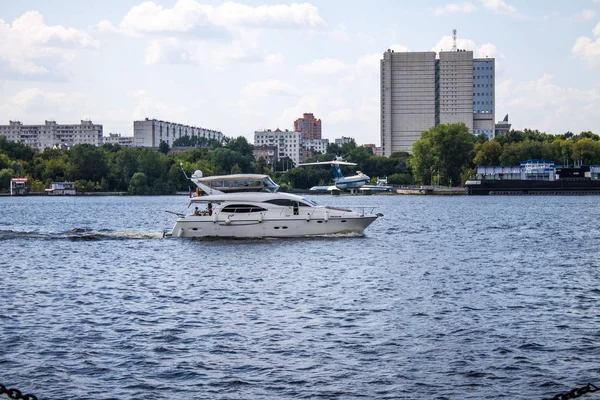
[{"xmin": 190, "ymin": 170, "xmax": 279, "ymax": 194}]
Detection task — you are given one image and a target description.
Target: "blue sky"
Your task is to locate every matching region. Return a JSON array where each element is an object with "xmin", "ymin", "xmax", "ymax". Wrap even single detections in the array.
[{"xmin": 1, "ymin": 0, "xmax": 599, "ymax": 145}]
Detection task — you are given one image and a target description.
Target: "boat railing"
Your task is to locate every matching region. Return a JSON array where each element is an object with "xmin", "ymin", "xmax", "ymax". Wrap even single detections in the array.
[
  {"xmin": 353, "ymin": 206, "xmax": 378, "ymax": 217},
  {"xmin": 327, "ymin": 206, "xmax": 378, "ymax": 217}
]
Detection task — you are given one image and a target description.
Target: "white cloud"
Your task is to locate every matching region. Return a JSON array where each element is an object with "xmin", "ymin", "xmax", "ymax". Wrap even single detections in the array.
[
  {"xmin": 594, "ymin": 21, "xmax": 600, "ymax": 37},
  {"xmin": 312, "ymin": 24, "xmax": 351, "ymax": 42},
  {"xmin": 94, "ymin": 19, "xmax": 119, "ymax": 33},
  {"xmin": 0, "ymin": 11, "xmax": 97, "ymax": 78},
  {"xmin": 431, "ymin": 35, "xmax": 502, "ymax": 63},
  {"xmin": 0, "ymin": 87, "xmax": 92, "ymax": 122},
  {"xmin": 241, "ymin": 79, "xmax": 299, "ymax": 98},
  {"xmin": 497, "ymin": 75, "xmax": 600, "ymax": 133},
  {"xmin": 575, "ymin": 9, "xmax": 597, "ymax": 21},
  {"xmin": 477, "ymin": 43, "xmax": 498, "ymax": 58},
  {"xmin": 120, "ymin": 0, "xmax": 211, "ymax": 34},
  {"xmin": 105, "ymin": 0, "xmax": 326, "ymax": 69},
  {"xmin": 573, "ymin": 23, "xmax": 600, "ymax": 67},
  {"xmin": 432, "ymin": 3, "xmax": 476, "ymax": 16},
  {"xmin": 131, "ymin": 89, "xmax": 190, "ymax": 121},
  {"xmin": 211, "ymin": 2, "xmax": 325, "ymax": 29},
  {"xmin": 480, "ymin": 0, "xmax": 516, "ymax": 15},
  {"xmin": 264, "ymin": 53, "xmax": 285, "ymax": 67},
  {"xmin": 432, "ymin": 35, "xmax": 477, "ymax": 52},
  {"xmin": 118, "ymin": 0, "xmax": 324, "ymax": 34},
  {"xmin": 297, "ymin": 58, "xmax": 349, "ymax": 75},
  {"xmin": 389, "ymin": 44, "xmax": 410, "ymax": 52}
]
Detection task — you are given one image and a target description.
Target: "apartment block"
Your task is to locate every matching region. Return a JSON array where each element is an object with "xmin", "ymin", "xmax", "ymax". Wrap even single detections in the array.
[
  {"xmin": 294, "ymin": 113, "xmax": 322, "ymax": 140},
  {"xmin": 103, "ymin": 133, "xmax": 134, "ymax": 147},
  {"xmin": 253, "ymin": 129, "xmax": 301, "ymax": 168},
  {"xmin": 0, "ymin": 120, "xmax": 103, "ymax": 151},
  {"xmin": 133, "ymin": 118, "xmax": 224, "ymax": 148}
]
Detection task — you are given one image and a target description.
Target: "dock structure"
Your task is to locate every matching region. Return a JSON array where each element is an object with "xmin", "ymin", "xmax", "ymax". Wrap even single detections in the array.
[{"xmin": 396, "ymin": 186, "xmax": 466, "ymax": 195}]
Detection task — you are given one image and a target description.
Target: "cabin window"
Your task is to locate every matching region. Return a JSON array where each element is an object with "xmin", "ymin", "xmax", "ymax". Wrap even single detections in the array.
[
  {"xmin": 264, "ymin": 199, "xmax": 297, "ymax": 207},
  {"xmin": 220, "ymin": 204, "xmax": 267, "ymax": 213}
]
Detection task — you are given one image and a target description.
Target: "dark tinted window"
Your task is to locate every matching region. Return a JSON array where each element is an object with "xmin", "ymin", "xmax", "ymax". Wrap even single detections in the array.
[{"xmin": 221, "ymin": 204, "xmax": 267, "ymax": 213}]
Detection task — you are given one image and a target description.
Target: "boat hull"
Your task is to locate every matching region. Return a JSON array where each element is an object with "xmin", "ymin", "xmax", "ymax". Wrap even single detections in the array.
[{"xmin": 168, "ymin": 215, "xmax": 378, "ymax": 238}]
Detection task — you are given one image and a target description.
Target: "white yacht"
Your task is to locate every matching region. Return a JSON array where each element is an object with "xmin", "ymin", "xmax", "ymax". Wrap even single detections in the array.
[{"xmin": 165, "ymin": 170, "xmax": 381, "ymax": 238}]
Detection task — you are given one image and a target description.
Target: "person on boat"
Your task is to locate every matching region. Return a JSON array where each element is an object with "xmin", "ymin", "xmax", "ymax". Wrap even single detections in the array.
[
  {"xmin": 194, "ymin": 207, "xmax": 201, "ymax": 216},
  {"xmin": 195, "ymin": 187, "xmax": 200, "ymax": 197},
  {"xmin": 207, "ymin": 203, "xmax": 213, "ymax": 216}
]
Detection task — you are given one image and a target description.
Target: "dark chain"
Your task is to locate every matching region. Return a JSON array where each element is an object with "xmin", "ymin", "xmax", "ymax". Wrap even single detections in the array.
[
  {"xmin": 547, "ymin": 383, "xmax": 599, "ymax": 400},
  {"xmin": 0, "ymin": 384, "xmax": 38, "ymax": 400}
]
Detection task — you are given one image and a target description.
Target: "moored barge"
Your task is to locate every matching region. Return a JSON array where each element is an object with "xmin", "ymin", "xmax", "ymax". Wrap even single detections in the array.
[{"xmin": 465, "ymin": 160, "xmax": 600, "ymax": 195}]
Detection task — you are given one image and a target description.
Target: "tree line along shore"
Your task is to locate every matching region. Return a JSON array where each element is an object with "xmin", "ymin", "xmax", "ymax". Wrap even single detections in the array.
[{"xmin": 1, "ymin": 123, "xmax": 599, "ymax": 195}]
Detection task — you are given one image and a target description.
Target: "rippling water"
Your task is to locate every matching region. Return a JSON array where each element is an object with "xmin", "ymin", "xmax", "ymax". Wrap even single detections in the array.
[{"xmin": 1, "ymin": 195, "xmax": 599, "ymax": 399}]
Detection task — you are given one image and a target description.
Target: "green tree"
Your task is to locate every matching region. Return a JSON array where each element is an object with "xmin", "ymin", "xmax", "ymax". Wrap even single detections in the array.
[
  {"xmin": 128, "ymin": 172, "xmax": 150, "ymax": 195},
  {"xmin": 0, "ymin": 168, "xmax": 14, "ymax": 192},
  {"xmin": 474, "ymin": 140, "xmax": 502, "ymax": 166},
  {"xmin": 0, "ymin": 136, "xmax": 37, "ymax": 162},
  {"xmin": 411, "ymin": 123, "xmax": 475, "ymax": 186},
  {"xmin": 42, "ymin": 158, "xmax": 69, "ymax": 183},
  {"xmin": 75, "ymin": 179, "xmax": 96, "ymax": 193},
  {"xmin": 572, "ymin": 138, "xmax": 600, "ymax": 164},
  {"xmin": 67, "ymin": 144, "xmax": 108, "ymax": 183},
  {"xmin": 158, "ymin": 140, "xmax": 170, "ymax": 155},
  {"xmin": 226, "ymin": 136, "xmax": 253, "ymax": 155},
  {"xmin": 0, "ymin": 153, "xmax": 11, "ymax": 170}
]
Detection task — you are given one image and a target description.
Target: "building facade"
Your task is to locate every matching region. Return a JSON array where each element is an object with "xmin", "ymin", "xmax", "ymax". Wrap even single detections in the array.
[
  {"xmin": 380, "ymin": 51, "xmax": 437, "ymax": 156},
  {"xmin": 472, "ymin": 58, "xmax": 495, "ymax": 138},
  {"xmin": 335, "ymin": 136, "xmax": 355, "ymax": 146},
  {"xmin": 133, "ymin": 118, "xmax": 224, "ymax": 148},
  {"xmin": 253, "ymin": 129, "xmax": 301, "ymax": 168},
  {"xmin": 380, "ymin": 49, "xmax": 496, "ymax": 156},
  {"xmin": 103, "ymin": 133, "xmax": 135, "ymax": 147},
  {"xmin": 253, "ymin": 146, "xmax": 278, "ymax": 169},
  {"xmin": 438, "ymin": 50, "xmax": 474, "ymax": 130},
  {"xmin": 294, "ymin": 113, "xmax": 322, "ymax": 140},
  {"xmin": 0, "ymin": 120, "xmax": 103, "ymax": 151},
  {"xmin": 300, "ymin": 138, "xmax": 329, "ymax": 162},
  {"xmin": 495, "ymin": 114, "xmax": 511, "ymax": 136}
]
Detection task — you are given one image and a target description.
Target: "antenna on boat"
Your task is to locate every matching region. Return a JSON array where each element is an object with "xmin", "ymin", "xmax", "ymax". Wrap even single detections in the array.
[{"xmin": 180, "ymin": 162, "xmax": 190, "ymax": 180}]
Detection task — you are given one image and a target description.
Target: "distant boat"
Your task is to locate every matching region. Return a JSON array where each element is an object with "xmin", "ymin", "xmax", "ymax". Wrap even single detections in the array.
[
  {"xmin": 45, "ymin": 182, "xmax": 76, "ymax": 195},
  {"xmin": 359, "ymin": 177, "xmax": 394, "ymax": 194}
]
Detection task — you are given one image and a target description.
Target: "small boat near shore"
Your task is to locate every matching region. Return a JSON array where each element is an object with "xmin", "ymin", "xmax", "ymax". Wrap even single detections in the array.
[{"xmin": 165, "ymin": 169, "xmax": 382, "ymax": 238}]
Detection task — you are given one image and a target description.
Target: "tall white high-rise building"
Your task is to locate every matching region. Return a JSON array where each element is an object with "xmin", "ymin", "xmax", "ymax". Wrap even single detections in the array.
[
  {"xmin": 380, "ymin": 49, "xmax": 495, "ymax": 156},
  {"xmin": 380, "ymin": 51, "xmax": 437, "ymax": 156}
]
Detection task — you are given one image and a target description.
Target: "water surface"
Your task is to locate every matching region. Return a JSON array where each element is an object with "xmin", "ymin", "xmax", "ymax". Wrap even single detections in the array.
[{"xmin": 1, "ymin": 195, "xmax": 599, "ymax": 399}]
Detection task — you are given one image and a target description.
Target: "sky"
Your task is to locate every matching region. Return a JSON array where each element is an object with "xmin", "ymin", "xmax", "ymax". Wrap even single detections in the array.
[{"xmin": 1, "ymin": 0, "xmax": 600, "ymax": 146}]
